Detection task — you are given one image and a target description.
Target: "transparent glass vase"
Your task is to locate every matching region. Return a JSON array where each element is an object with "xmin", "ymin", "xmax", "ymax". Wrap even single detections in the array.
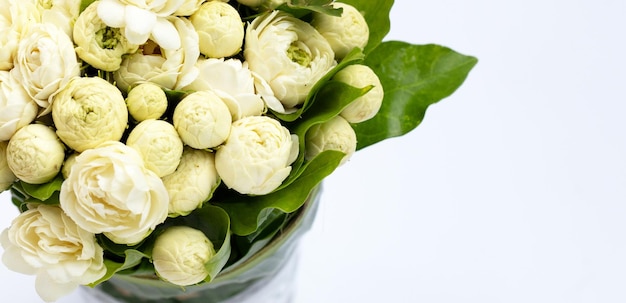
[{"xmin": 78, "ymin": 186, "xmax": 322, "ymax": 303}]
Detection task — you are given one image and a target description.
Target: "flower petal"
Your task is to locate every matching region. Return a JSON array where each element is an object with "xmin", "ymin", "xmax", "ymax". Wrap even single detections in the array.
[
  {"xmin": 124, "ymin": 6, "xmax": 156, "ymax": 44},
  {"xmin": 151, "ymin": 18, "xmax": 181, "ymax": 50},
  {"xmin": 97, "ymin": 0, "xmax": 127, "ymax": 28}
]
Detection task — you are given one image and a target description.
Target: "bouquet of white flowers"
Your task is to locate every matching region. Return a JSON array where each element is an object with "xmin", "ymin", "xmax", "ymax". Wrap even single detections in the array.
[{"xmin": 0, "ymin": 0, "xmax": 477, "ymax": 302}]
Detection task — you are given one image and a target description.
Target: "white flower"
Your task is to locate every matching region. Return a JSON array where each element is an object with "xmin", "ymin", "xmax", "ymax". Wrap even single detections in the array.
[
  {"xmin": 73, "ymin": 1, "xmax": 140, "ymax": 72},
  {"xmin": 0, "ymin": 0, "xmax": 40, "ymax": 71},
  {"xmin": 305, "ymin": 115, "xmax": 356, "ymax": 165},
  {"xmin": 173, "ymin": 90, "xmax": 232, "ymax": 149},
  {"xmin": 0, "ymin": 71, "xmax": 38, "ymax": 141},
  {"xmin": 52, "ymin": 77, "xmax": 128, "ymax": 152},
  {"xmin": 215, "ymin": 116, "xmax": 298, "ymax": 195},
  {"xmin": 61, "ymin": 152, "xmax": 78, "ymax": 179},
  {"xmin": 311, "ymin": 2, "xmax": 369, "ymax": 59},
  {"xmin": 114, "ymin": 16, "xmax": 199, "ymax": 92},
  {"xmin": 183, "ymin": 58, "xmax": 265, "ymax": 120},
  {"xmin": 190, "ymin": 1, "xmax": 243, "ymax": 58},
  {"xmin": 125, "ymin": 82, "xmax": 168, "ymax": 121},
  {"xmin": 96, "ymin": 0, "xmax": 185, "ymax": 50},
  {"xmin": 37, "ymin": 0, "xmax": 81, "ymax": 37},
  {"xmin": 59, "ymin": 141, "xmax": 169, "ymax": 245},
  {"xmin": 244, "ymin": 11, "xmax": 336, "ymax": 113},
  {"xmin": 0, "ymin": 141, "xmax": 16, "ymax": 191},
  {"xmin": 126, "ymin": 119, "xmax": 183, "ymax": 177},
  {"xmin": 0, "ymin": 205, "xmax": 106, "ymax": 302},
  {"xmin": 6, "ymin": 124, "xmax": 65, "ymax": 184},
  {"xmin": 11, "ymin": 22, "xmax": 80, "ymax": 114},
  {"xmin": 162, "ymin": 147, "xmax": 219, "ymax": 216},
  {"xmin": 152, "ymin": 226, "xmax": 215, "ymax": 286},
  {"xmin": 335, "ymin": 64, "xmax": 384, "ymax": 123}
]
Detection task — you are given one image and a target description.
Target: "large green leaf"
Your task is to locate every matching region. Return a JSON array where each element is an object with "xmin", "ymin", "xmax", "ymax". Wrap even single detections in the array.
[
  {"xmin": 90, "ymin": 249, "xmax": 149, "ymax": 287},
  {"xmin": 353, "ymin": 42, "xmax": 478, "ymax": 150},
  {"xmin": 214, "ymin": 150, "xmax": 343, "ymax": 236},
  {"xmin": 340, "ymin": 0, "xmax": 394, "ymax": 54}
]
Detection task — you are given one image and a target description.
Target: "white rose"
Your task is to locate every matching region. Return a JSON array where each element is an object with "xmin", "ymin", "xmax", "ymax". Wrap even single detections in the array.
[
  {"xmin": 311, "ymin": 2, "xmax": 369, "ymax": 59},
  {"xmin": 215, "ymin": 116, "xmax": 298, "ymax": 195},
  {"xmin": 190, "ymin": 1, "xmax": 243, "ymax": 58},
  {"xmin": 183, "ymin": 58, "xmax": 265, "ymax": 119},
  {"xmin": 0, "ymin": 0, "xmax": 40, "ymax": 71},
  {"xmin": 97, "ymin": 0, "xmax": 185, "ymax": 50},
  {"xmin": 244, "ymin": 11, "xmax": 336, "ymax": 112},
  {"xmin": 126, "ymin": 119, "xmax": 183, "ymax": 177},
  {"xmin": 60, "ymin": 141, "xmax": 169, "ymax": 245},
  {"xmin": 114, "ymin": 16, "xmax": 199, "ymax": 92},
  {"xmin": 173, "ymin": 90, "xmax": 232, "ymax": 149},
  {"xmin": 125, "ymin": 82, "xmax": 168, "ymax": 121},
  {"xmin": 162, "ymin": 147, "xmax": 219, "ymax": 216},
  {"xmin": 0, "ymin": 205, "xmax": 106, "ymax": 302},
  {"xmin": 6, "ymin": 124, "xmax": 65, "ymax": 184},
  {"xmin": 305, "ymin": 115, "xmax": 356, "ymax": 165},
  {"xmin": 0, "ymin": 71, "xmax": 38, "ymax": 141},
  {"xmin": 73, "ymin": 1, "xmax": 140, "ymax": 72},
  {"xmin": 0, "ymin": 141, "xmax": 16, "ymax": 191},
  {"xmin": 52, "ymin": 77, "xmax": 128, "ymax": 152},
  {"xmin": 11, "ymin": 22, "xmax": 80, "ymax": 114},
  {"xmin": 38, "ymin": 0, "xmax": 81, "ymax": 37},
  {"xmin": 335, "ymin": 64, "xmax": 384, "ymax": 123},
  {"xmin": 152, "ymin": 226, "xmax": 215, "ymax": 286}
]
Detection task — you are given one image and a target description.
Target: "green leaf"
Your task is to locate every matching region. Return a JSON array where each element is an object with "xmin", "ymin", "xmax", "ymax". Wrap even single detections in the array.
[
  {"xmin": 90, "ymin": 249, "xmax": 149, "ymax": 286},
  {"xmin": 276, "ymin": 0, "xmax": 342, "ymax": 18},
  {"xmin": 340, "ymin": 0, "xmax": 394, "ymax": 54},
  {"xmin": 79, "ymin": 0, "xmax": 97, "ymax": 13},
  {"xmin": 276, "ymin": 81, "xmax": 370, "ymax": 190},
  {"xmin": 353, "ymin": 42, "xmax": 478, "ymax": 150},
  {"xmin": 273, "ymin": 48, "xmax": 365, "ymax": 122},
  {"xmin": 20, "ymin": 174, "xmax": 63, "ymax": 201},
  {"xmin": 214, "ymin": 150, "xmax": 343, "ymax": 236}
]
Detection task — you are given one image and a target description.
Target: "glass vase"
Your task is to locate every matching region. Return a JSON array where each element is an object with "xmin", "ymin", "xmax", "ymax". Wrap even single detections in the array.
[{"xmin": 78, "ymin": 185, "xmax": 322, "ymax": 303}]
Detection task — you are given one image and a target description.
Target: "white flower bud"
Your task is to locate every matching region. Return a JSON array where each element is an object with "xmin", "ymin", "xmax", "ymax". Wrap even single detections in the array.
[
  {"xmin": 173, "ymin": 90, "xmax": 232, "ymax": 149},
  {"xmin": 52, "ymin": 77, "xmax": 128, "ymax": 152},
  {"xmin": 311, "ymin": 2, "xmax": 369, "ymax": 59},
  {"xmin": 162, "ymin": 147, "xmax": 219, "ymax": 217},
  {"xmin": 152, "ymin": 226, "xmax": 215, "ymax": 286},
  {"xmin": 0, "ymin": 71, "xmax": 38, "ymax": 141},
  {"xmin": 126, "ymin": 83, "xmax": 168, "ymax": 121},
  {"xmin": 190, "ymin": 1, "xmax": 244, "ymax": 58},
  {"xmin": 0, "ymin": 141, "xmax": 16, "ymax": 191},
  {"xmin": 73, "ymin": 2, "xmax": 139, "ymax": 72},
  {"xmin": 6, "ymin": 124, "xmax": 65, "ymax": 184},
  {"xmin": 126, "ymin": 119, "xmax": 183, "ymax": 177},
  {"xmin": 61, "ymin": 152, "xmax": 78, "ymax": 179},
  {"xmin": 335, "ymin": 64, "xmax": 384, "ymax": 123},
  {"xmin": 215, "ymin": 116, "xmax": 297, "ymax": 195},
  {"xmin": 305, "ymin": 115, "xmax": 356, "ymax": 165}
]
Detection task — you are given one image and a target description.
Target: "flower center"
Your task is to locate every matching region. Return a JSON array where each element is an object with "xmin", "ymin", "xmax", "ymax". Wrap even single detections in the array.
[
  {"xmin": 96, "ymin": 27, "xmax": 120, "ymax": 50},
  {"xmin": 287, "ymin": 42, "xmax": 311, "ymax": 67}
]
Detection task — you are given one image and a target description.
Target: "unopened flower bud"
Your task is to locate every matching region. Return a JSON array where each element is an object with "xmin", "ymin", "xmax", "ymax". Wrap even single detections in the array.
[
  {"xmin": 125, "ymin": 83, "xmax": 168, "ymax": 122},
  {"xmin": 126, "ymin": 119, "xmax": 183, "ymax": 177},
  {"xmin": 305, "ymin": 115, "xmax": 356, "ymax": 165},
  {"xmin": 173, "ymin": 90, "xmax": 232, "ymax": 149},
  {"xmin": 311, "ymin": 2, "xmax": 369, "ymax": 59},
  {"xmin": 0, "ymin": 141, "xmax": 16, "ymax": 191},
  {"xmin": 6, "ymin": 124, "xmax": 65, "ymax": 184},
  {"xmin": 152, "ymin": 226, "xmax": 215, "ymax": 286},
  {"xmin": 335, "ymin": 64, "xmax": 384, "ymax": 123},
  {"xmin": 191, "ymin": 1, "xmax": 244, "ymax": 58}
]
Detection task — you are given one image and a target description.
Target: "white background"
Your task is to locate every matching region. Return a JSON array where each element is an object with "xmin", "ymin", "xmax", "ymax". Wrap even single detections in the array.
[{"xmin": 2, "ymin": 0, "xmax": 626, "ymax": 302}]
